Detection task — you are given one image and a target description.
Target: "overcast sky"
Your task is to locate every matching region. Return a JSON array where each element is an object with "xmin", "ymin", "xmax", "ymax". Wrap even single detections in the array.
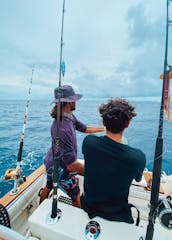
[{"xmin": 0, "ymin": 0, "xmax": 171, "ymax": 100}]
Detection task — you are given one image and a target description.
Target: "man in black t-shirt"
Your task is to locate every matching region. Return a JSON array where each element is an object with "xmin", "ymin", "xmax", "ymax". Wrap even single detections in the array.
[{"xmin": 81, "ymin": 98, "xmax": 146, "ymax": 223}]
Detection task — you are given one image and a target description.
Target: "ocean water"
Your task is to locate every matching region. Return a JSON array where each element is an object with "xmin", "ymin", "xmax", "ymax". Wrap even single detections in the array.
[{"xmin": 0, "ymin": 99, "xmax": 172, "ymax": 198}]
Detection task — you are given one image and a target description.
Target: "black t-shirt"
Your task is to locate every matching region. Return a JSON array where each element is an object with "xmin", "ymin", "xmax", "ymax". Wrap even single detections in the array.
[{"xmin": 81, "ymin": 135, "xmax": 146, "ymax": 223}]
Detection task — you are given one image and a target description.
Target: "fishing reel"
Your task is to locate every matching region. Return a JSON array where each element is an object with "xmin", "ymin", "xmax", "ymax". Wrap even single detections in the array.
[
  {"xmin": 157, "ymin": 196, "xmax": 172, "ymax": 230},
  {"xmin": 5, "ymin": 167, "xmax": 26, "ymax": 195},
  {"xmin": 5, "ymin": 167, "xmax": 22, "ymax": 180}
]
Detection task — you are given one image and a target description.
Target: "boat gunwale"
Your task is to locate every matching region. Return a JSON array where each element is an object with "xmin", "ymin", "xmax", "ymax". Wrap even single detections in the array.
[{"xmin": 0, "ymin": 165, "xmax": 45, "ymax": 208}]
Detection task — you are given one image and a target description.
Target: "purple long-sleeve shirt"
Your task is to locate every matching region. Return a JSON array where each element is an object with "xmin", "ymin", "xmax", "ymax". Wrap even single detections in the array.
[{"xmin": 44, "ymin": 114, "xmax": 86, "ymax": 176}]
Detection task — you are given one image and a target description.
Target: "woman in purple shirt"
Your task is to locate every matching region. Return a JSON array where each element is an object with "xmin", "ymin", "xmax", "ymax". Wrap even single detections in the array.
[{"xmin": 40, "ymin": 85, "xmax": 104, "ymax": 207}]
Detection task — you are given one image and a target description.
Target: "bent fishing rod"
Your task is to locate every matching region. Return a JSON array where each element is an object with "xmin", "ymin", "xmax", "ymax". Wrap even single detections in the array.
[
  {"xmin": 5, "ymin": 67, "xmax": 34, "ymax": 195},
  {"xmin": 145, "ymin": 1, "xmax": 172, "ymax": 239},
  {"xmin": 50, "ymin": 0, "xmax": 66, "ymax": 222}
]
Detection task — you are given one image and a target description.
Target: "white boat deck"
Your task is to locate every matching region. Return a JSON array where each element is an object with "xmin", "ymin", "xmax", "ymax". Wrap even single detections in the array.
[
  {"xmin": 1, "ymin": 166, "xmax": 172, "ymax": 240},
  {"xmin": 28, "ymin": 199, "xmax": 172, "ymax": 240}
]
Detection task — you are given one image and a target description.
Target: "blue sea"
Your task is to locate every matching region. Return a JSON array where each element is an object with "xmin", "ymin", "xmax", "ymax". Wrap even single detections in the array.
[{"xmin": 0, "ymin": 98, "xmax": 172, "ymax": 198}]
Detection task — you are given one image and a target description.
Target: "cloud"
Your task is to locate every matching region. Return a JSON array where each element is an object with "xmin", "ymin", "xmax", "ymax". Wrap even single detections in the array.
[
  {"xmin": 119, "ymin": 1, "xmax": 170, "ymax": 96},
  {"xmin": 0, "ymin": 1, "xmax": 171, "ymax": 99},
  {"xmin": 126, "ymin": 2, "xmax": 165, "ymax": 48},
  {"xmin": 64, "ymin": 1, "xmax": 170, "ymax": 98}
]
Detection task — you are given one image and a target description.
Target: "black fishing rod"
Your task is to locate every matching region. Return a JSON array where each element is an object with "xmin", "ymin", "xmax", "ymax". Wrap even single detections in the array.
[
  {"xmin": 50, "ymin": 0, "xmax": 66, "ymax": 221},
  {"xmin": 145, "ymin": 0, "xmax": 172, "ymax": 239},
  {"xmin": 5, "ymin": 68, "xmax": 34, "ymax": 195}
]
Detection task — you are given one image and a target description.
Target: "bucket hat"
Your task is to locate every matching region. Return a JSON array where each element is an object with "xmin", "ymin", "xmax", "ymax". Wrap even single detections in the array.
[{"xmin": 51, "ymin": 85, "xmax": 82, "ymax": 104}]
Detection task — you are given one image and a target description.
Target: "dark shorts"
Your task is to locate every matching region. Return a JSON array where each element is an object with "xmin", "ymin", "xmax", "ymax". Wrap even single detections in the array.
[{"xmin": 46, "ymin": 174, "xmax": 80, "ymax": 202}]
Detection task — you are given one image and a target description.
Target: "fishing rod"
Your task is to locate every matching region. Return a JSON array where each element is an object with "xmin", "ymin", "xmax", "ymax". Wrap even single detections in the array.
[
  {"xmin": 5, "ymin": 67, "xmax": 34, "ymax": 195},
  {"xmin": 17, "ymin": 68, "xmax": 34, "ymax": 168},
  {"xmin": 145, "ymin": 0, "xmax": 172, "ymax": 239},
  {"xmin": 50, "ymin": 0, "xmax": 66, "ymax": 222}
]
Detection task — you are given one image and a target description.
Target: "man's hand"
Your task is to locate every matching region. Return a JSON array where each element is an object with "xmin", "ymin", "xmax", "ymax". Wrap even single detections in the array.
[{"xmin": 67, "ymin": 160, "xmax": 84, "ymax": 176}]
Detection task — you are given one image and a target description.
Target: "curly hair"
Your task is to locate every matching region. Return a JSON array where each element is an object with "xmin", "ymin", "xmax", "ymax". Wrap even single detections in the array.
[{"xmin": 99, "ymin": 98, "xmax": 136, "ymax": 133}]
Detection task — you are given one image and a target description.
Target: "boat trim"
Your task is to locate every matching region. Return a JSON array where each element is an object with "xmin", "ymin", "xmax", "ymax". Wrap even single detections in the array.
[{"xmin": 0, "ymin": 165, "xmax": 45, "ymax": 208}]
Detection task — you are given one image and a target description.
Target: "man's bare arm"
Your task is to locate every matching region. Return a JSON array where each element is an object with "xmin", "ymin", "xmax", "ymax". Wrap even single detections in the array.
[{"xmin": 85, "ymin": 126, "xmax": 105, "ymax": 133}]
